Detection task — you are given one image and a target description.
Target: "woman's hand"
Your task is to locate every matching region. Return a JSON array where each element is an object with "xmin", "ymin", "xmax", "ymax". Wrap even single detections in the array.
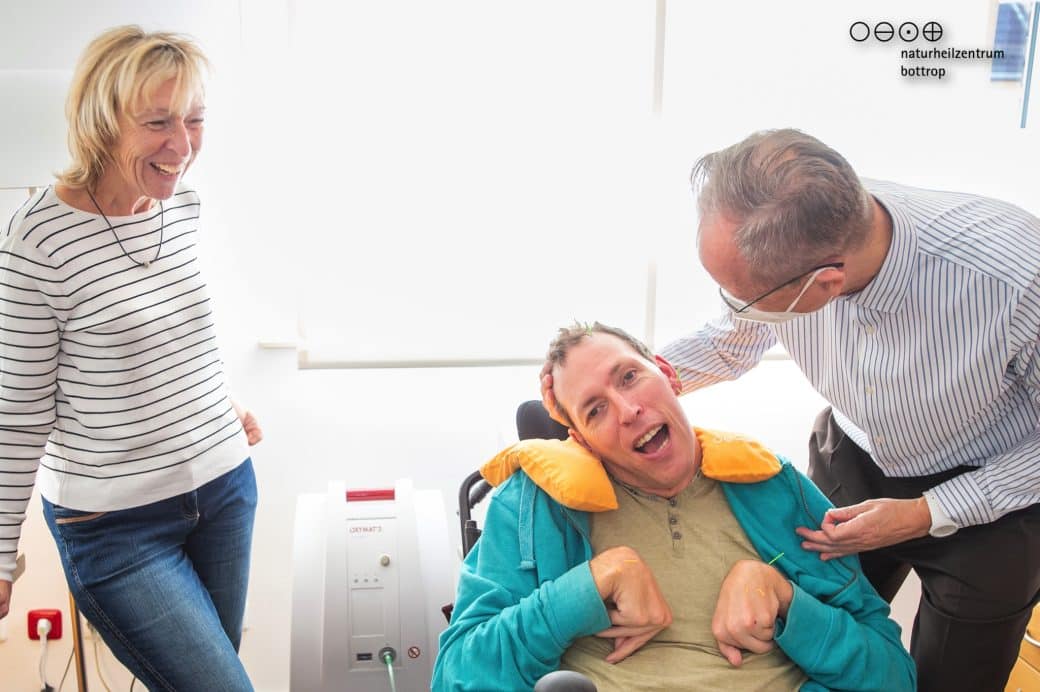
[
  {"xmin": 232, "ymin": 400, "xmax": 263, "ymax": 446},
  {"xmin": 0, "ymin": 580, "xmax": 11, "ymax": 619}
]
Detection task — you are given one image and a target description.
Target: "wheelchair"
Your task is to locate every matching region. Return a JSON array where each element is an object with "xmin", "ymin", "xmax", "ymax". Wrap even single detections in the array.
[
  {"xmin": 457, "ymin": 400, "xmax": 569, "ymax": 557},
  {"xmin": 450, "ymin": 401, "xmax": 598, "ymax": 692}
]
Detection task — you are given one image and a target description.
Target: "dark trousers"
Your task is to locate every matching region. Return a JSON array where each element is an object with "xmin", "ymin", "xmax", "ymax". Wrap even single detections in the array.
[{"xmin": 808, "ymin": 409, "xmax": 1040, "ymax": 692}]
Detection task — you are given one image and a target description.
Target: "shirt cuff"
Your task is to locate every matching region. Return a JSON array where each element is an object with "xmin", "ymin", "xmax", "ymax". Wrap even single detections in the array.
[
  {"xmin": 772, "ymin": 582, "xmax": 831, "ymax": 671},
  {"xmin": 541, "ymin": 561, "xmax": 611, "ymax": 646},
  {"xmin": 927, "ymin": 471, "xmax": 996, "ymax": 528},
  {"xmin": 922, "ymin": 490, "xmax": 959, "ymax": 537}
]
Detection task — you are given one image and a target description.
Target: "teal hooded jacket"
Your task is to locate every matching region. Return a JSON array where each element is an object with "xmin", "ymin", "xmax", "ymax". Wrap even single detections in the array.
[{"xmin": 433, "ymin": 458, "xmax": 916, "ymax": 691}]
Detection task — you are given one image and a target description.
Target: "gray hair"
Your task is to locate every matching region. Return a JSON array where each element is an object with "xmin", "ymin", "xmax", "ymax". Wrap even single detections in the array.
[{"xmin": 691, "ymin": 129, "xmax": 873, "ymax": 289}]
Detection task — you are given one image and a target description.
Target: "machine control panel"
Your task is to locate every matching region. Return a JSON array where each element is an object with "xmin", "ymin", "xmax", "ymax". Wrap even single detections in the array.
[{"xmin": 347, "ymin": 516, "xmax": 399, "ymax": 671}]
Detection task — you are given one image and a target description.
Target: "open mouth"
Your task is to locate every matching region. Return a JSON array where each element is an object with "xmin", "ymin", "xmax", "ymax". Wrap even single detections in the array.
[
  {"xmin": 150, "ymin": 162, "xmax": 182, "ymax": 177},
  {"xmin": 634, "ymin": 424, "xmax": 670, "ymax": 455}
]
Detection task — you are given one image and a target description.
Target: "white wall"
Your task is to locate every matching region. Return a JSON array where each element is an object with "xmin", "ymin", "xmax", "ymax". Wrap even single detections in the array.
[{"xmin": 2, "ymin": 1, "xmax": 1038, "ymax": 689}]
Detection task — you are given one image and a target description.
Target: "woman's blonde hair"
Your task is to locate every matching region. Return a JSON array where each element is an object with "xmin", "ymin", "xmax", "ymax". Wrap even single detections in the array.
[{"xmin": 58, "ymin": 25, "xmax": 210, "ymax": 189}]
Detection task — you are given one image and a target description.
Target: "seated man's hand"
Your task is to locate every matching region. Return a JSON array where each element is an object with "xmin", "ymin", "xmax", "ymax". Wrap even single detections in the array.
[
  {"xmin": 711, "ymin": 559, "xmax": 793, "ymax": 667},
  {"xmin": 589, "ymin": 546, "xmax": 672, "ymax": 664}
]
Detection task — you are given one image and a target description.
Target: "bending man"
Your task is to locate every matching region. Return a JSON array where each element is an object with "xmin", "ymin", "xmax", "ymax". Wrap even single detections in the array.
[{"xmin": 650, "ymin": 128, "xmax": 1040, "ymax": 692}]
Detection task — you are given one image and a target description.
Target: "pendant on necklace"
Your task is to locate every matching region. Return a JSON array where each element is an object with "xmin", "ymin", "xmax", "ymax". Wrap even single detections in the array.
[{"xmin": 142, "ymin": 260, "xmax": 151, "ymax": 268}]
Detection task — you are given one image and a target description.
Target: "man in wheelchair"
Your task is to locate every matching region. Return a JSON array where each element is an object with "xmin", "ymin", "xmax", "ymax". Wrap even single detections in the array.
[{"xmin": 433, "ymin": 322, "xmax": 915, "ymax": 691}]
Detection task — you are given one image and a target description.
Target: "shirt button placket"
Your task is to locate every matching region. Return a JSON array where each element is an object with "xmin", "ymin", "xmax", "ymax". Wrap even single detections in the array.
[{"xmin": 667, "ymin": 501, "xmax": 682, "ymax": 544}]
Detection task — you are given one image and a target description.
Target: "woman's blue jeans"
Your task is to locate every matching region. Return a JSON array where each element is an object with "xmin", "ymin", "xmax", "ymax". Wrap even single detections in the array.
[{"xmin": 43, "ymin": 459, "xmax": 257, "ymax": 691}]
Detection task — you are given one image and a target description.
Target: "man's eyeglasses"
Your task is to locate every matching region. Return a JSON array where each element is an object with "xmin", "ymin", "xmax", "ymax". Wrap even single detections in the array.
[{"xmin": 719, "ymin": 262, "xmax": 845, "ymax": 314}]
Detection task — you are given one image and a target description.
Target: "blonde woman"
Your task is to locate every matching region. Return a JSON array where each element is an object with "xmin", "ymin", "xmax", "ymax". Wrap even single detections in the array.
[{"xmin": 0, "ymin": 26, "xmax": 260, "ymax": 690}]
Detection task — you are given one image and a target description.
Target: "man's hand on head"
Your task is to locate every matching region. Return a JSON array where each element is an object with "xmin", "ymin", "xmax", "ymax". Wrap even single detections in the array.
[
  {"xmin": 795, "ymin": 497, "xmax": 932, "ymax": 559},
  {"xmin": 589, "ymin": 546, "xmax": 672, "ymax": 664},
  {"xmin": 539, "ymin": 363, "xmax": 569, "ymax": 427},
  {"xmin": 711, "ymin": 559, "xmax": 793, "ymax": 667}
]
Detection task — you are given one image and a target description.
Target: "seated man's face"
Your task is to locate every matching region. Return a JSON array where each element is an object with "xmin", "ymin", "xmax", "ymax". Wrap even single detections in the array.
[{"xmin": 552, "ymin": 333, "xmax": 698, "ymax": 497}]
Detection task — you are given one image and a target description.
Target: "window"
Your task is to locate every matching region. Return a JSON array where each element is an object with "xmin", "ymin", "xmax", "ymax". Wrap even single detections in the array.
[
  {"xmin": 289, "ymin": 2, "xmax": 671, "ymax": 366},
  {"xmin": 992, "ymin": 2, "xmax": 1033, "ymax": 81}
]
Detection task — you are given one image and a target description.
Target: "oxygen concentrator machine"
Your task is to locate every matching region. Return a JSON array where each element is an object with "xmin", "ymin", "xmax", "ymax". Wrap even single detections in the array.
[{"xmin": 290, "ymin": 479, "xmax": 453, "ymax": 691}]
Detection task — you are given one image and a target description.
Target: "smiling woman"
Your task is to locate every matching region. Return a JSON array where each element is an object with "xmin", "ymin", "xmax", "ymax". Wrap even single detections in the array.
[
  {"xmin": 0, "ymin": 25, "xmax": 260, "ymax": 691},
  {"xmin": 58, "ymin": 28, "xmax": 207, "ymax": 214},
  {"xmin": 84, "ymin": 78, "xmax": 205, "ymax": 212}
]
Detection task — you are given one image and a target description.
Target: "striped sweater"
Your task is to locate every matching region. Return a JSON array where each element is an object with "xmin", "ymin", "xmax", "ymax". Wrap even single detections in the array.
[{"xmin": 0, "ymin": 184, "xmax": 249, "ymax": 581}]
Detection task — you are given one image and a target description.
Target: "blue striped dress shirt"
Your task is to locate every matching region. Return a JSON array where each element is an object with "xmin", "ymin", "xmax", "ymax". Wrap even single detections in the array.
[{"xmin": 661, "ymin": 180, "xmax": 1040, "ymax": 529}]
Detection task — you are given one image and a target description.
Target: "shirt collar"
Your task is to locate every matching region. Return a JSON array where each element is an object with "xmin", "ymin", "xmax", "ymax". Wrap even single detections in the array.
[
  {"xmin": 843, "ymin": 189, "xmax": 918, "ymax": 314},
  {"xmin": 612, "ymin": 469, "xmax": 705, "ymax": 503}
]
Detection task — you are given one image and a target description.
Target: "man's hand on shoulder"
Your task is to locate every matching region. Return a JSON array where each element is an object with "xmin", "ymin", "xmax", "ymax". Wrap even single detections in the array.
[
  {"xmin": 795, "ymin": 497, "xmax": 932, "ymax": 559},
  {"xmin": 589, "ymin": 546, "xmax": 672, "ymax": 664},
  {"xmin": 712, "ymin": 559, "xmax": 793, "ymax": 667}
]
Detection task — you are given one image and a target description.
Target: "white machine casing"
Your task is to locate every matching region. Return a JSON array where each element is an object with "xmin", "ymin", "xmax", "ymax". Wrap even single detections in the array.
[{"xmin": 291, "ymin": 479, "xmax": 453, "ymax": 691}]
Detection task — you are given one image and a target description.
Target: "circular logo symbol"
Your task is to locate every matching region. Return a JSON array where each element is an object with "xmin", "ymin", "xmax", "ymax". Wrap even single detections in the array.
[
  {"xmin": 849, "ymin": 21, "xmax": 870, "ymax": 42},
  {"xmin": 923, "ymin": 21, "xmax": 943, "ymax": 42},
  {"xmin": 874, "ymin": 21, "xmax": 895, "ymax": 42},
  {"xmin": 899, "ymin": 22, "xmax": 919, "ymax": 42},
  {"xmin": 408, "ymin": 646, "xmax": 421, "ymax": 659}
]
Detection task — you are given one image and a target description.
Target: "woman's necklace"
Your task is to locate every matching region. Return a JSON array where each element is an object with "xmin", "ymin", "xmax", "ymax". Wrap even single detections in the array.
[{"xmin": 85, "ymin": 188, "xmax": 164, "ymax": 268}]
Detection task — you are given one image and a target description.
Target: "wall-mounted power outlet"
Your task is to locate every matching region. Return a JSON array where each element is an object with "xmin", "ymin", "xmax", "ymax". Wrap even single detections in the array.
[{"xmin": 28, "ymin": 609, "xmax": 62, "ymax": 640}]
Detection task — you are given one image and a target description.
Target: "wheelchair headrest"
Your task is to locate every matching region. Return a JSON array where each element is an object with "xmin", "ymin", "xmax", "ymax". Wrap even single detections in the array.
[{"xmin": 516, "ymin": 400, "xmax": 569, "ymax": 441}]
